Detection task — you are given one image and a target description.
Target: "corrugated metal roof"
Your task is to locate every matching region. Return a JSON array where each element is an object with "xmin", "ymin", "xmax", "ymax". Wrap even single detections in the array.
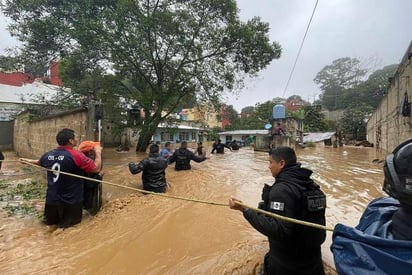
[
  {"xmin": 303, "ymin": 132, "xmax": 336, "ymax": 143},
  {"xmin": 218, "ymin": 129, "xmax": 269, "ymax": 135},
  {"xmin": 0, "ymin": 81, "xmax": 60, "ymax": 104},
  {"xmin": 157, "ymin": 123, "xmax": 204, "ymax": 130}
]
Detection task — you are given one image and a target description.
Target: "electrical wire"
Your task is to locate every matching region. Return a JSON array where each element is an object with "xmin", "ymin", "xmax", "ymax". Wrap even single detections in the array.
[{"xmin": 282, "ymin": 0, "xmax": 319, "ymax": 98}]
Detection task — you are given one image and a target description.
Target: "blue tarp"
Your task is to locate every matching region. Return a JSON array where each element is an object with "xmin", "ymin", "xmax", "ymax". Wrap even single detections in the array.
[{"xmin": 331, "ymin": 197, "xmax": 412, "ymax": 275}]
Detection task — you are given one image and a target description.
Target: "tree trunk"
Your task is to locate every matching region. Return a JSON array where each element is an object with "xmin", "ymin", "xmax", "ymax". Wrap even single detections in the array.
[
  {"xmin": 135, "ymin": 120, "xmax": 159, "ymax": 152},
  {"xmin": 136, "ymin": 131, "xmax": 152, "ymax": 152}
]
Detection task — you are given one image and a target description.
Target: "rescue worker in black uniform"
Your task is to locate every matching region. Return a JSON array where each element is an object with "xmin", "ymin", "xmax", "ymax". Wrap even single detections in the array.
[
  {"xmin": 169, "ymin": 141, "xmax": 206, "ymax": 170},
  {"xmin": 195, "ymin": 141, "xmax": 206, "ymax": 157},
  {"xmin": 128, "ymin": 144, "xmax": 168, "ymax": 193},
  {"xmin": 230, "ymin": 140, "xmax": 240, "ymax": 151},
  {"xmin": 211, "ymin": 139, "xmax": 232, "ymax": 154},
  {"xmin": 229, "ymin": 146, "xmax": 326, "ymax": 275}
]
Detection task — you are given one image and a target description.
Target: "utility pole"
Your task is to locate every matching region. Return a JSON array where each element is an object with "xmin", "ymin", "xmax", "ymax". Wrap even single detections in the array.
[
  {"xmin": 86, "ymin": 96, "xmax": 103, "ymax": 142},
  {"xmin": 86, "ymin": 95, "xmax": 96, "ymax": 141}
]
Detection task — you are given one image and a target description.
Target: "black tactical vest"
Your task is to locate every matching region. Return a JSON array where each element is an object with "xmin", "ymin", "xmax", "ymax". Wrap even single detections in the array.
[
  {"xmin": 261, "ymin": 181, "xmax": 327, "ymax": 247},
  {"xmin": 175, "ymin": 149, "xmax": 191, "ymax": 170}
]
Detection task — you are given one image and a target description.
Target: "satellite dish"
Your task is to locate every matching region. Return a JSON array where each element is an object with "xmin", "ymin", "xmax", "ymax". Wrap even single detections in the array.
[{"xmin": 264, "ymin": 123, "xmax": 272, "ymax": 129}]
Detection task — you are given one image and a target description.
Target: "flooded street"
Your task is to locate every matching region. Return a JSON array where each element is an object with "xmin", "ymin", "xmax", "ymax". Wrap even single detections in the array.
[{"xmin": 0, "ymin": 144, "xmax": 386, "ymax": 274}]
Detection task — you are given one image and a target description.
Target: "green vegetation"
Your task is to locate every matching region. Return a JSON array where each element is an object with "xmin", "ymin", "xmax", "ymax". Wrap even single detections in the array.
[
  {"xmin": 314, "ymin": 58, "xmax": 397, "ymax": 140},
  {"xmin": 2, "ymin": 0, "xmax": 281, "ymax": 152},
  {"xmin": 3, "ymin": 203, "xmax": 41, "ymax": 218},
  {"xmin": 0, "ymin": 180, "xmax": 45, "ymax": 218}
]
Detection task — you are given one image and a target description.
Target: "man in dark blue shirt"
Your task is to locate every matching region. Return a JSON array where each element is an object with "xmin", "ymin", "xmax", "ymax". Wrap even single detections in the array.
[{"xmin": 21, "ymin": 128, "xmax": 102, "ymax": 228}]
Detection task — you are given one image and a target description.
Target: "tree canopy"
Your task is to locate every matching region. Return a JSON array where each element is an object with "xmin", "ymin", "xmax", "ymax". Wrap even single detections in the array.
[
  {"xmin": 2, "ymin": 0, "xmax": 281, "ymax": 151},
  {"xmin": 314, "ymin": 57, "xmax": 398, "ymax": 140},
  {"xmin": 314, "ymin": 57, "xmax": 367, "ymax": 110}
]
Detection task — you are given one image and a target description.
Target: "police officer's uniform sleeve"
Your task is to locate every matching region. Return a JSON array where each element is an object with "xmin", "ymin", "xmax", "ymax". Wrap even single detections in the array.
[
  {"xmin": 168, "ymin": 151, "xmax": 177, "ymax": 164},
  {"xmin": 189, "ymin": 151, "xmax": 206, "ymax": 163},
  {"xmin": 243, "ymin": 182, "xmax": 300, "ymax": 239}
]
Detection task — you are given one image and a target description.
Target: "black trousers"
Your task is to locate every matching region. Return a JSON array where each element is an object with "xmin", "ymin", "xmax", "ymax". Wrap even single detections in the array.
[
  {"xmin": 144, "ymin": 185, "xmax": 166, "ymax": 193},
  {"xmin": 43, "ymin": 202, "xmax": 83, "ymax": 228}
]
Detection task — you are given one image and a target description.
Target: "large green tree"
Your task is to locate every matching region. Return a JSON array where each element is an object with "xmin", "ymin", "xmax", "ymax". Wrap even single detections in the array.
[
  {"xmin": 2, "ymin": 0, "xmax": 281, "ymax": 151},
  {"xmin": 240, "ymin": 100, "xmax": 274, "ymax": 130},
  {"xmin": 339, "ymin": 104, "xmax": 373, "ymax": 141},
  {"xmin": 302, "ymin": 105, "xmax": 329, "ymax": 132},
  {"xmin": 314, "ymin": 57, "xmax": 367, "ymax": 110},
  {"xmin": 0, "ymin": 53, "xmax": 49, "ymax": 76}
]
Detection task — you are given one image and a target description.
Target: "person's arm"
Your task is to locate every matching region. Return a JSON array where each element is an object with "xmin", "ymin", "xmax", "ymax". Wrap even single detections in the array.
[
  {"xmin": 129, "ymin": 160, "xmax": 145, "ymax": 174},
  {"xmin": 89, "ymin": 145, "xmax": 102, "ymax": 174},
  {"xmin": 190, "ymin": 151, "xmax": 206, "ymax": 163},
  {"xmin": 229, "ymin": 196, "xmax": 245, "ymax": 211},
  {"xmin": 168, "ymin": 151, "xmax": 177, "ymax": 164},
  {"xmin": 224, "ymin": 144, "xmax": 233, "ymax": 151},
  {"xmin": 242, "ymin": 183, "xmax": 298, "ymax": 239},
  {"xmin": 19, "ymin": 158, "xmax": 40, "ymax": 165}
]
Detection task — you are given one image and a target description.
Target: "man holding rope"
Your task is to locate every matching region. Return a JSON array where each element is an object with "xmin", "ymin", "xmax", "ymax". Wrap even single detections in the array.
[
  {"xmin": 20, "ymin": 128, "xmax": 102, "ymax": 229},
  {"xmin": 229, "ymin": 146, "xmax": 326, "ymax": 275}
]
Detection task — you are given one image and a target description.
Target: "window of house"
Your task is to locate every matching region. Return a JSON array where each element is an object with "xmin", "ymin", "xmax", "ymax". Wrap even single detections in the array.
[
  {"xmin": 179, "ymin": 132, "xmax": 190, "ymax": 141},
  {"xmin": 161, "ymin": 132, "xmax": 173, "ymax": 142}
]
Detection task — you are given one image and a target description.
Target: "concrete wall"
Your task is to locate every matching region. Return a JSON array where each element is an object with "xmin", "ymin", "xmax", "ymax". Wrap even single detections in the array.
[
  {"xmin": 272, "ymin": 117, "xmax": 303, "ymax": 145},
  {"xmin": 367, "ymin": 42, "xmax": 412, "ymax": 153},
  {"xmin": 322, "ymin": 109, "xmax": 344, "ymax": 122},
  {"xmin": 14, "ymin": 109, "xmax": 88, "ymax": 158}
]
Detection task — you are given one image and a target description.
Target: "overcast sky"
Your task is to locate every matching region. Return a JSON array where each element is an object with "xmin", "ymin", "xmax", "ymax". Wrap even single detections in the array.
[
  {"xmin": 228, "ymin": 0, "xmax": 412, "ymax": 111},
  {"xmin": 1, "ymin": 0, "xmax": 412, "ymax": 112}
]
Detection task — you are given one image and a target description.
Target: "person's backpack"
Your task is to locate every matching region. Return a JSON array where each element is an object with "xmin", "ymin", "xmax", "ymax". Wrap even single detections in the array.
[{"xmin": 288, "ymin": 181, "xmax": 327, "ymax": 246}]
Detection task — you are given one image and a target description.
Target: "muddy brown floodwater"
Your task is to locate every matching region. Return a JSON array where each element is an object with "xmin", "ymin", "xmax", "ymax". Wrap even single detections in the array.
[{"xmin": 0, "ymin": 145, "xmax": 387, "ymax": 274}]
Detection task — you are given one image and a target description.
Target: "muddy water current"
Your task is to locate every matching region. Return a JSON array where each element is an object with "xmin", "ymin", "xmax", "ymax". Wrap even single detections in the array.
[{"xmin": 0, "ymin": 145, "xmax": 387, "ymax": 274}]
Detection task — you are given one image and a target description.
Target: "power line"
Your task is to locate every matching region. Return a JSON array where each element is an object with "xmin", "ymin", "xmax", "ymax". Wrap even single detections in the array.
[{"xmin": 282, "ymin": 0, "xmax": 319, "ymax": 98}]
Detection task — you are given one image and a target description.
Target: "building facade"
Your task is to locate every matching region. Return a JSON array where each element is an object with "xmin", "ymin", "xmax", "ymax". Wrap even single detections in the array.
[{"xmin": 367, "ymin": 42, "xmax": 412, "ymax": 153}]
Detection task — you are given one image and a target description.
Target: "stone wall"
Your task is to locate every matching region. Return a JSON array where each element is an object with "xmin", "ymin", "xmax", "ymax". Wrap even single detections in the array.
[
  {"xmin": 367, "ymin": 42, "xmax": 412, "ymax": 153},
  {"xmin": 322, "ymin": 109, "xmax": 344, "ymax": 122},
  {"xmin": 14, "ymin": 109, "xmax": 88, "ymax": 158}
]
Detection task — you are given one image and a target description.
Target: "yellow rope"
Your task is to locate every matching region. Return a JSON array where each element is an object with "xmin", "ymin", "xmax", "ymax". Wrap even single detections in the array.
[
  {"xmin": 19, "ymin": 160, "xmax": 334, "ymax": 232},
  {"xmin": 21, "ymin": 161, "xmax": 227, "ymax": 206},
  {"xmin": 235, "ymin": 201, "xmax": 333, "ymax": 231}
]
